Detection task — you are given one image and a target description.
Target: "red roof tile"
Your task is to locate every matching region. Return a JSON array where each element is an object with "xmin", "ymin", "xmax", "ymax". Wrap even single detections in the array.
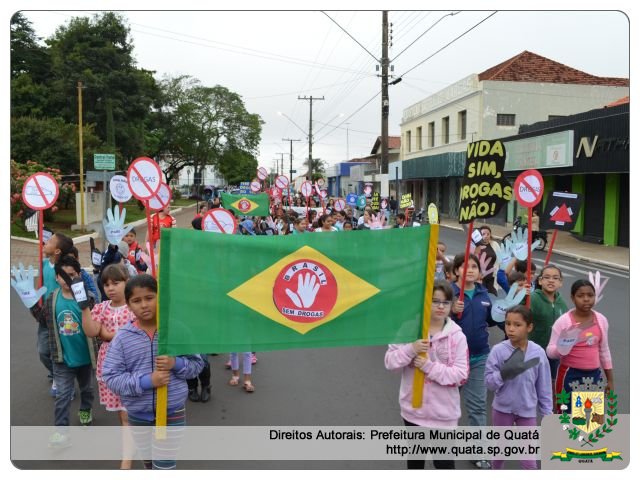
[
  {"xmin": 478, "ymin": 51, "xmax": 629, "ymax": 86},
  {"xmin": 371, "ymin": 136, "xmax": 401, "ymax": 154},
  {"xmin": 606, "ymin": 96, "xmax": 629, "ymax": 107}
]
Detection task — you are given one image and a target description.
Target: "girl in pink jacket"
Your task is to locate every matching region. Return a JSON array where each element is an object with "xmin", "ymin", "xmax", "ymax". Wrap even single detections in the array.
[
  {"xmin": 547, "ymin": 279, "xmax": 614, "ymax": 412},
  {"xmin": 385, "ymin": 280, "xmax": 469, "ymax": 469}
]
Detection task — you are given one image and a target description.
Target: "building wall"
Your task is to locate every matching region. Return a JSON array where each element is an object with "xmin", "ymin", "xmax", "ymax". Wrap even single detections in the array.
[
  {"xmin": 480, "ymin": 81, "xmax": 629, "ymax": 141},
  {"xmin": 399, "ymin": 77, "xmax": 629, "ymax": 162}
]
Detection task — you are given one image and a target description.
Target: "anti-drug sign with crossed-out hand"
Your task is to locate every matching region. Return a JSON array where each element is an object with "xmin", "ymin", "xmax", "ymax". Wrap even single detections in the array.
[{"xmin": 203, "ymin": 209, "xmax": 238, "ymax": 234}]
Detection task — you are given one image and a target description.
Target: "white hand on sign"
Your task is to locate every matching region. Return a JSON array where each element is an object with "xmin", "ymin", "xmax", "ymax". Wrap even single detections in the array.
[
  {"xmin": 285, "ymin": 273, "xmax": 320, "ymax": 309},
  {"xmin": 557, "ymin": 325, "xmax": 582, "ymax": 356},
  {"xmin": 588, "ymin": 271, "xmax": 608, "ymax": 305},
  {"xmin": 511, "ymin": 227, "xmax": 540, "ymax": 261},
  {"xmin": 102, "ymin": 206, "xmax": 133, "ymax": 246},
  {"xmin": 368, "ymin": 212, "xmax": 386, "ymax": 230},
  {"xmin": 490, "ymin": 284, "xmax": 527, "ymax": 323},
  {"xmin": 495, "ymin": 239, "xmax": 513, "ymax": 270},
  {"xmin": 478, "ymin": 251, "xmax": 495, "ymax": 279},
  {"xmin": 11, "ymin": 263, "xmax": 48, "ymax": 309}
]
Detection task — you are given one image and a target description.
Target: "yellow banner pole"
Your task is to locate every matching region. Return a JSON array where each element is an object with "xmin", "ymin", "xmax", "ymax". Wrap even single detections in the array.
[
  {"xmin": 155, "ymin": 239, "xmax": 167, "ymax": 438},
  {"xmin": 411, "ymin": 224, "xmax": 439, "ymax": 408}
]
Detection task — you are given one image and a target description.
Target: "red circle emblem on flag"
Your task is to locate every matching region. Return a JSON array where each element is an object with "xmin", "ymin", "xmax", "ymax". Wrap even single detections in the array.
[
  {"xmin": 273, "ymin": 259, "xmax": 338, "ymax": 324},
  {"xmin": 238, "ymin": 199, "xmax": 252, "ymax": 212}
]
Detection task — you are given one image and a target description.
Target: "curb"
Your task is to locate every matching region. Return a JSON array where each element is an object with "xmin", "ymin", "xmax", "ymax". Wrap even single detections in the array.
[
  {"xmin": 438, "ymin": 223, "xmax": 629, "ymax": 272},
  {"xmin": 10, "ymin": 207, "xmax": 185, "ymax": 245}
]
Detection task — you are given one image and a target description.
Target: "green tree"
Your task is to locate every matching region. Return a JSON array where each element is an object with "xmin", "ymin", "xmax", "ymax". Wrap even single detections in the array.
[
  {"xmin": 44, "ymin": 12, "xmax": 160, "ymax": 162},
  {"xmin": 306, "ymin": 158, "xmax": 327, "ymax": 182},
  {"xmin": 218, "ymin": 148, "xmax": 259, "ymax": 186},
  {"xmin": 11, "ymin": 116, "xmax": 102, "ymax": 174},
  {"xmin": 10, "ymin": 12, "xmax": 52, "ymax": 117},
  {"xmin": 150, "ymin": 75, "xmax": 263, "ymax": 186}
]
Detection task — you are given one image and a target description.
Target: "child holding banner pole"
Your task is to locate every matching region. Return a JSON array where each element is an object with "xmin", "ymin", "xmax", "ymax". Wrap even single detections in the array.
[
  {"xmin": 526, "ymin": 207, "xmax": 533, "ymax": 307},
  {"xmin": 102, "ymin": 275, "xmax": 204, "ymax": 469},
  {"xmin": 385, "ymin": 281, "xmax": 469, "ymax": 470}
]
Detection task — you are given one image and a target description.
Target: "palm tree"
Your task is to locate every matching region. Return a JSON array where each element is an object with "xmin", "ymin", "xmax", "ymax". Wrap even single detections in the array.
[{"xmin": 305, "ymin": 157, "xmax": 326, "ymax": 181}]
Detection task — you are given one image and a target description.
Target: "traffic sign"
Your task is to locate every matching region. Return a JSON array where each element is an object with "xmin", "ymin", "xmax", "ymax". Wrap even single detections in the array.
[
  {"xmin": 514, "ymin": 169, "xmax": 544, "ymax": 208},
  {"xmin": 203, "ymin": 209, "xmax": 237, "ymax": 234},
  {"xmin": 22, "ymin": 172, "xmax": 59, "ymax": 210},
  {"xmin": 541, "ymin": 191, "xmax": 583, "ymax": 231},
  {"xmin": 275, "ymin": 175, "xmax": 289, "ymax": 189},
  {"xmin": 127, "ymin": 157, "xmax": 162, "ymax": 201},
  {"xmin": 148, "ymin": 183, "xmax": 172, "ymax": 211},
  {"xmin": 110, "ymin": 175, "xmax": 132, "ymax": 203},
  {"xmin": 318, "ymin": 189, "xmax": 328, "ymax": 199},
  {"xmin": 250, "ymin": 180, "xmax": 261, "ymax": 193},
  {"xmin": 257, "ymin": 167, "xmax": 268, "ymax": 181},
  {"xmin": 94, "ymin": 153, "xmax": 116, "ymax": 170},
  {"xmin": 316, "ymin": 178, "xmax": 325, "ymax": 188},
  {"xmin": 301, "ymin": 181, "xmax": 313, "ymax": 197},
  {"xmin": 357, "ymin": 195, "xmax": 367, "ymax": 208},
  {"xmin": 334, "ymin": 198, "xmax": 346, "ymax": 212},
  {"xmin": 346, "ymin": 193, "xmax": 357, "ymax": 206}
]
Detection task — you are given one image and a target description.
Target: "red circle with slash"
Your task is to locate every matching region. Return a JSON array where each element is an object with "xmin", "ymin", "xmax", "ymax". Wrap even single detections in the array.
[
  {"xmin": 22, "ymin": 172, "xmax": 59, "ymax": 210},
  {"xmin": 127, "ymin": 157, "xmax": 162, "ymax": 201},
  {"xmin": 514, "ymin": 169, "xmax": 544, "ymax": 208}
]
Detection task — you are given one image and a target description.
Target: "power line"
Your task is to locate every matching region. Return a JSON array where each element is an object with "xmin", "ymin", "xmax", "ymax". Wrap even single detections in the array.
[
  {"xmin": 390, "ymin": 11, "xmax": 461, "ymax": 62},
  {"xmin": 312, "ymin": 89, "xmax": 381, "ymax": 146},
  {"xmin": 397, "ymin": 11, "xmax": 498, "ymax": 79},
  {"xmin": 321, "ymin": 11, "xmax": 379, "ymax": 63}
]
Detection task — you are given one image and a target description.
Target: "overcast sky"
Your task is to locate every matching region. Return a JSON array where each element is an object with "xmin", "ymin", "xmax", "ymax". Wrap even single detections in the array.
[{"xmin": 17, "ymin": 9, "xmax": 630, "ymax": 174}]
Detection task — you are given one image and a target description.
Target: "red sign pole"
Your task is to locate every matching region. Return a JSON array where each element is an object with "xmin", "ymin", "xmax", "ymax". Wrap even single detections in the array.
[
  {"xmin": 146, "ymin": 200, "xmax": 157, "ymax": 278},
  {"xmin": 544, "ymin": 229, "xmax": 558, "ymax": 266},
  {"xmin": 38, "ymin": 210, "xmax": 44, "ymax": 293},
  {"xmin": 457, "ymin": 221, "xmax": 475, "ymax": 319},
  {"xmin": 526, "ymin": 207, "xmax": 533, "ymax": 307}
]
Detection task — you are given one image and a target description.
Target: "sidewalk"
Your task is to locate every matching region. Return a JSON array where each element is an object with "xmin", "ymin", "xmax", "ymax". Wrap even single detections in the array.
[
  {"xmin": 438, "ymin": 218, "xmax": 629, "ymax": 271},
  {"xmin": 10, "ymin": 204, "xmax": 197, "ymax": 271}
]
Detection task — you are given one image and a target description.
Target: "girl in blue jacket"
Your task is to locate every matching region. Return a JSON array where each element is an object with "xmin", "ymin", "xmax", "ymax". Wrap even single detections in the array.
[
  {"xmin": 450, "ymin": 253, "xmax": 498, "ymax": 469},
  {"xmin": 102, "ymin": 274, "xmax": 204, "ymax": 470}
]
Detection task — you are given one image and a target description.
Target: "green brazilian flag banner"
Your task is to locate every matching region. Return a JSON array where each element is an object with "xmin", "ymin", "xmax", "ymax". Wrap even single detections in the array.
[
  {"xmin": 158, "ymin": 226, "xmax": 435, "ymax": 355},
  {"xmin": 220, "ymin": 192, "xmax": 270, "ymax": 216}
]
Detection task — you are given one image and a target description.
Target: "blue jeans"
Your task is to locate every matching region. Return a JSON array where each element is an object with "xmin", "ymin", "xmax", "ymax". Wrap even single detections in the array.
[
  {"xmin": 461, "ymin": 354, "xmax": 488, "ymax": 427},
  {"xmin": 52, "ymin": 362, "xmax": 94, "ymax": 426},
  {"xmin": 37, "ymin": 324, "xmax": 53, "ymax": 379}
]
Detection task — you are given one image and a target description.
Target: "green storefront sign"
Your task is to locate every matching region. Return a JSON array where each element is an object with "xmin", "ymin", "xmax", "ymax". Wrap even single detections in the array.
[
  {"xmin": 94, "ymin": 153, "xmax": 116, "ymax": 170},
  {"xmin": 504, "ymin": 130, "xmax": 574, "ymax": 171}
]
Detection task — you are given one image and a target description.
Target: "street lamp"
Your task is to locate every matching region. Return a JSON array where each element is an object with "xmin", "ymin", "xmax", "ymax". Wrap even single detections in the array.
[
  {"xmin": 277, "ymin": 111, "xmax": 308, "ymax": 138},
  {"xmin": 186, "ymin": 168, "xmax": 192, "ymax": 197}
]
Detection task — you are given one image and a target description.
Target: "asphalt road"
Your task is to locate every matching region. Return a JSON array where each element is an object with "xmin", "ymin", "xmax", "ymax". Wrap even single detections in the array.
[{"xmin": 10, "ymin": 227, "xmax": 629, "ymax": 469}]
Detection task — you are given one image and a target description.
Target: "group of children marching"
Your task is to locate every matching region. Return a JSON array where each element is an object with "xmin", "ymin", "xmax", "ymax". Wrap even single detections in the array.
[
  {"xmin": 12, "ymin": 207, "xmax": 614, "ymax": 470},
  {"xmin": 386, "ymin": 237, "xmax": 614, "ymax": 470}
]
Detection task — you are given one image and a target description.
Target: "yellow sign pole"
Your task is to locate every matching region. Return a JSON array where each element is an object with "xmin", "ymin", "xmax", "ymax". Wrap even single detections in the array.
[
  {"xmin": 155, "ymin": 239, "xmax": 167, "ymax": 438},
  {"xmin": 411, "ymin": 224, "xmax": 439, "ymax": 408}
]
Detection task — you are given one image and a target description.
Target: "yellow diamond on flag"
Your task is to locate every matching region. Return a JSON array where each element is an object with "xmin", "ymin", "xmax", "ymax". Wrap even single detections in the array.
[
  {"xmin": 227, "ymin": 246, "xmax": 380, "ymax": 334},
  {"xmin": 231, "ymin": 197, "xmax": 259, "ymax": 214}
]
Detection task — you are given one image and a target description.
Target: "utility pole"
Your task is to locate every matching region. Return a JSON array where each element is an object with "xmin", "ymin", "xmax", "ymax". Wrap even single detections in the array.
[
  {"xmin": 276, "ymin": 153, "xmax": 287, "ymax": 175},
  {"xmin": 283, "ymin": 138, "xmax": 301, "ymax": 183},
  {"xmin": 381, "ymin": 11, "xmax": 390, "ymax": 174},
  {"xmin": 345, "ymin": 122, "xmax": 351, "ymax": 161},
  {"xmin": 77, "ymin": 81, "xmax": 85, "ymax": 232},
  {"xmin": 298, "ymin": 95, "xmax": 324, "ymax": 179}
]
